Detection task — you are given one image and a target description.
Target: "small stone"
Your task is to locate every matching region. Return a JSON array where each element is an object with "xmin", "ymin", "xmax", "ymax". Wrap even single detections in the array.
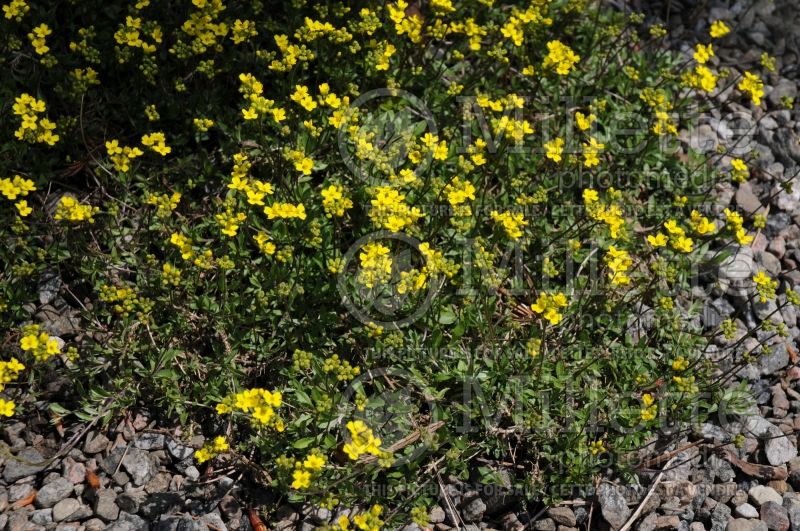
[
  {"xmin": 35, "ymin": 477, "xmax": 74, "ymax": 508},
  {"xmin": 759, "ymin": 500, "xmax": 789, "ymax": 531},
  {"xmin": 461, "ymin": 496, "xmax": 487, "ymax": 523},
  {"xmin": 83, "ymin": 432, "xmax": 110, "ymax": 454},
  {"xmin": 185, "ymin": 466, "xmax": 200, "ymax": 481},
  {"xmin": 113, "ymin": 471, "xmax": 130, "ymax": 486},
  {"xmin": 638, "ymin": 512, "xmax": 657, "ymax": 531},
  {"xmin": 116, "ymin": 489, "xmax": 145, "ymax": 514},
  {"xmin": 3, "ymin": 448, "xmax": 46, "ymax": 482},
  {"xmin": 726, "ymin": 519, "xmax": 768, "ymax": 531},
  {"xmin": 532, "ymin": 518, "xmax": 556, "ymax": 531},
  {"xmin": 546, "ymin": 507, "xmax": 576, "ymax": 527},
  {"xmin": 105, "ymin": 512, "xmax": 148, "ymax": 531},
  {"xmin": 759, "ymin": 345, "xmax": 790, "ymax": 377},
  {"xmin": 31, "ymin": 508, "xmax": 53, "ymax": 525},
  {"xmin": 655, "ymin": 515, "xmax": 680, "ymax": 529},
  {"xmin": 94, "ymin": 488, "xmax": 120, "ymax": 521},
  {"xmin": 145, "ymin": 472, "xmax": 172, "ymax": 494},
  {"xmin": 61, "ymin": 458, "xmax": 86, "ymax": 484},
  {"xmin": 219, "ymin": 495, "xmax": 241, "ymax": 520},
  {"xmin": 711, "ymin": 503, "xmax": 731, "ymax": 531},
  {"xmin": 750, "ymin": 485, "xmax": 784, "ymax": 506},
  {"xmin": 121, "ymin": 448, "xmax": 156, "ymax": 486},
  {"xmin": 737, "ymin": 182, "xmax": 764, "ymax": 215},
  {"xmin": 52, "ymin": 498, "xmax": 81, "ymax": 522},
  {"xmin": 84, "ymin": 518, "xmax": 105, "ymax": 531},
  {"xmin": 689, "ymin": 523, "xmax": 705, "ymax": 531},
  {"xmin": 9, "ymin": 483, "xmax": 34, "ymax": 502},
  {"xmin": 736, "ymin": 503, "xmax": 760, "ymax": 518},
  {"xmin": 598, "ymin": 484, "xmax": 630, "ymax": 530},
  {"xmin": 166, "ymin": 438, "xmax": 194, "ymax": 461},
  {"xmin": 135, "ymin": 433, "xmax": 166, "ymax": 451},
  {"xmin": 429, "ymin": 506, "xmax": 446, "ymax": 524}
]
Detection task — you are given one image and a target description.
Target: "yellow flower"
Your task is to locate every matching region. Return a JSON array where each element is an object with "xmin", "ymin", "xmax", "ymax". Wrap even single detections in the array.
[
  {"xmin": 709, "ymin": 20, "xmax": 730, "ymax": 38},
  {"xmin": 575, "ymin": 112, "xmax": 596, "ymax": 131},
  {"xmin": 291, "ymin": 469, "xmax": 312, "ymax": 489},
  {"xmin": 0, "ymin": 398, "xmax": 15, "ymax": 417},
  {"xmin": 212, "ymin": 436, "xmax": 229, "ymax": 452},
  {"xmin": 15, "ymin": 200, "xmax": 32, "ymax": 217},
  {"xmin": 543, "ymin": 40, "xmax": 580, "ymax": 75},
  {"xmin": 544, "ymin": 137, "xmax": 565, "ymax": 163},
  {"xmin": 693, "ymin": 43, "xmax": 713, "ymax": 64},
  {"xmin": 582, "ymin": 137, "xmax": 604, "ymax": 168},
  {"xmin": 738, "ymin": 72, "xmax": 764, "ymax": 106},
  {"xmin": 647, "ymin": 233, "xmax": 668, "ymax": 247}
]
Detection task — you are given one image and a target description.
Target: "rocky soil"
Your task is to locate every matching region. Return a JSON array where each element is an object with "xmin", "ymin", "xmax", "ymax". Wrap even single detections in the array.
[{"xmin": 3, "ymin": 0, "xmax": 800, "ymax": 529}]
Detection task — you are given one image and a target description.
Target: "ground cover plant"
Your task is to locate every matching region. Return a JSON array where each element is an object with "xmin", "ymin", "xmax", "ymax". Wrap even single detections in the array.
[{"xmin": 0, "ymin": 0, "xmax": 792, "ymax": 526}]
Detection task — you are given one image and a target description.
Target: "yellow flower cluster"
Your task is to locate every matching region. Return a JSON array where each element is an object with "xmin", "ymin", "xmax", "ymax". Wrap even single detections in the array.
[
  {"xmin": 28, "ymin": 23, "xmax": 51, "ymax": 55},
  {"xmin": 583, "ymin": 137, "xmax": 604, "ymax": 168},
  {"xmin": 264, "ymin": 202, "xmax": 307, "ymax": 220},
  {"xmin": 604, "ymin": 246, "xmax": 633, "ymax": 286},
  {"xmin": 731, "ymin": 159, "xmax": 749, "ymax": 183},
  {"xmin": 2, "ymin": 0, "xmax": 28, "ymax": 21},
  {"xmin": 291, "ymin": 450, "xmax": 327, "ymax": 489},
  {"xmin": 444, "ymin": 177, "xmax": 476, "ymax": 206},
  {"xmin": 177, "ymin": 0, "xmax": 228, "ymax": 55},
  {"xmin": 640, "ymin": 393, "xmax": 657, "ymax": 421},
  {"xmin": 358, "ymin": 242, "xmax": 393, "ymax": 288},
  {"xmin": 54, "ymin": 195, "xmax": 99, "ymax": 223},
  {"xmin": 321, "ymin": 184, "xmax": 354, "ymax": 218},
  {"xmin": 253, "ymin": 232, "xmax": 276, "ymax": 256},
  {"xmin": 639, "ymin": 88, "xmax": 676, "ymax": 136},
  {"xmin": 161, "ymin": 263, "xmax": 181, "ymax": 287},
  {"xmin": 738, "ymin": 72, "xmax": 764, "ymax": 106},
  {"xmin": 584, "ymin": 189, "xmax": 625, "ymax": 239},
  {"xmin": 239, "ymin": 73, "xmax": 286, "ymax": 122},
  {"xmin": 170, "ymin": 232, "xmax": 194, "ymax": 260},
  {"xmin": 217, "ymin": 388, "xmax": 284, "ymax": 429},
  {"xmin": 1, "ymin": 174, "xmax": 36, "ymax": 217},
  {"xmin": 490, "ymin": 210, "xmax": 527, "ymax": 239},
  {"xmin": 141, "ymin": 132, "xmax": 171, "ymax": 156},
  {"xmin": 146, "ymin": 191, "xmax": 181, "ymax": 216},
  {"xmin": 689, "ymin": 210, "xmax": 716, "ymax": 235},
  {"xmin": 368, "ymin": 187, "xmax": 423, "ymax": 232},
  {"xmin": 215, "ymin": 208, "xmax": 247, "ymax": 237},
  {"xmin": 12, "ymin": 93, "xmax": 59, "ymax": 146},
  {"xmin": 387, "ymin": 1, "xmax": 423, "ymax": 44},
  {"xmin": 374, "ymin": 41, "xmax": 396, "ymax": 71},
  {"xmin": 193, "ymin": 118, "xmax": 214, "ymax": 132},
  {"xmin": 20, "ymin": 324, "xmax": 61, "ymax": 363},
  {"xmin": 752, "ymin": 270, "xmax": 778, "ymax": 303},
  {"xmin": 543, "ymin": 40, "xmax": 580, "ymax": 76},
  {"xmin": 336, "ymin": 505, "xmax": 385, "ymax": 531},
  {"xmin": 531, "ymin": 291, "xmax": 568, "ymax": 325},
  {"xmin": 0, "ymin": 357, "xmax": 25, "ymax": 392},
  {"xmin": 195, "ymin": 436, "xmax": 229, "ymax": 464},
  {"xmin": 322, "ymin": 355, "xmax": 361, "ymax": 382},
  {"xmin": 231, "ymin": 19, "xmax": 257, "ymax": 44},
  {"xmin": 106, "ymin": 140, "xmax": 144, "ymax": 172},
  {"xmin": 723, "ymin": 208, "xmax": 753, "ymax": 245},
  {"xmin": 99, "ymin": 284, "xmax": 154, "ymax": 317},
  {"xmin": 114, "ymin": 15, "xmax": 160, "ymax": 53},
  {"xmin": 672, "ymin": 356, "xmax": 689, "ymax": 371},
  {"xmin": 663, "ymin": 220, "xmax": 694, "ymax": 253},
  {"xmin": 343, "ymin": 420, "xmax": 383, "ymax": 460},
  {"xmin": 683, "ymin": 64, "xmax": 718, "ymax": 93}
]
